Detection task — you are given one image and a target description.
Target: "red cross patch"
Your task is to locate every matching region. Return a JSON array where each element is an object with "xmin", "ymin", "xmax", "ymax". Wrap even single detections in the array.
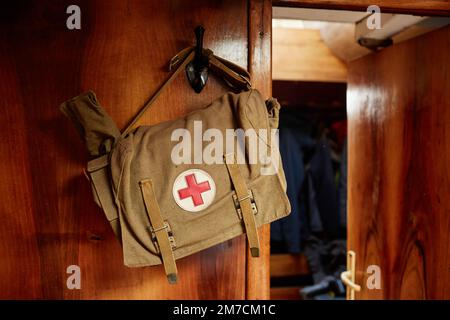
[{"xmin": 172, "ymin": 169, "xmax": 216, "ymax": 212}]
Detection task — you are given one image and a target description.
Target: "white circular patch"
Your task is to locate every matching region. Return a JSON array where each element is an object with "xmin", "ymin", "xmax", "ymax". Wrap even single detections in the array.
[{"xmin": 172, "ymin": 169, "xmax": 216, "ymax": 212}]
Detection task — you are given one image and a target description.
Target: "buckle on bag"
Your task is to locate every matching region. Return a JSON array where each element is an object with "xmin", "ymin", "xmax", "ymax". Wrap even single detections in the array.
[
  {"xmin": 232, "ymin": 190, "xmax": 258, "ymax": 219},
  {"xmin": 149, "ymin": 221, "xmax": 176, "ymax": 252}
]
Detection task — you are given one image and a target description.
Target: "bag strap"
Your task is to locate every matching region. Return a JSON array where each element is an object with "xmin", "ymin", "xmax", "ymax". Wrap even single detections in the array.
[
  {"xmin": 224, "ymin": 153, "xmax": 260, "ymax": 257},
  {"xmin": 169, "ymin": 47, "xmax": 251, "ymax": 91},
  {"xmin": 121, "ymin": 50, "xmax": 195, "ymax": 137},
  {"xmin": 86, "ymin": 155, "xmax": 121, "ymax": 238},
  {"xmin": 139, "ymin": 179, "xmax": 178, "ymax": 284},
  {"xmin": 121, "ymin": 47, "xmax": 251, "ymax": 137},
  {"xmin": 209, "ymin": 54, "xmax": 251, "ymax": 91}
]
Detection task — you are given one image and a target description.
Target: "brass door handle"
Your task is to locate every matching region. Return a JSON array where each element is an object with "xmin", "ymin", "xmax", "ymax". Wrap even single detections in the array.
[
  {"xmin": 341, "ymin": 271, "xmax": 361, "ymax": 291},
  {"xmin": 340, "ymin": 250, "xmax": 361, "ymax": 300}
]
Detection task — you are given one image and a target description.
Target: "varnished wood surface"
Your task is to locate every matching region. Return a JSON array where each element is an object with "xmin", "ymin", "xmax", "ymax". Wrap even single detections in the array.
[
  {"xmin": 273, "ymin": 0, "xmax": 450, "ymax": 16},
  {"xmin": 347, "ymin": 25, "xmax": 450, "ymax": 299},
  {"xmin": 0, "ymin": 0, "xmax": 270, "ymax": 299},
  {"xmin": 270, "ymin": 254, "xmax": 309, "ymax": 278},
  {"xmin": 273, "ymin": 28, "xmax": 348, "ymax": 82},
  {"xmin": 273, "ymin": 80, "xmax": 347, "ymax": 110},
  {"xmin": 270, "ymin": 287, "xmax": 303, "ymax": 300},
  {"xmin": 246, "ymin": 0, "xmax": 272, "ymax": 300}
]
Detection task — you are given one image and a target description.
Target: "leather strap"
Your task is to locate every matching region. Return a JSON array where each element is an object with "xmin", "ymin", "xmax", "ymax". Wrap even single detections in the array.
[
  {"xmin": 87, "ymin": 155, "xmax": 121, "ymax": 238},
  {"xmin": 139, "ymin": 179, "xmax": 178, "ymax": 284},
  {"xmin": 224, "ymin": 153, "xmax": 260, "ymax": 257}
]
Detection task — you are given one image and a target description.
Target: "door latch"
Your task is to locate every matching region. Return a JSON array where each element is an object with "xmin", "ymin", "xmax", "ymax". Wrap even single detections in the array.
[{"xmin": 341, "ymin": 250, "xmax": 361, "ymax": 300}]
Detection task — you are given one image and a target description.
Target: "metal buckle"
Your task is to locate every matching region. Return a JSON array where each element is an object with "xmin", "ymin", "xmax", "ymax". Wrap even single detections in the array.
[
  {"xmin": 149, "ymin": 221, "xmax": 176, "ymax": 253},
  {"xmin": 232, "ymin": 190, "xmax": 258, "ymax": 219}
]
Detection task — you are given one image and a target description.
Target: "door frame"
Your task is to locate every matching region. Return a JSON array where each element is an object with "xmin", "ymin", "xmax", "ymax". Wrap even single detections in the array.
[
  {"xmin": 273, "ymin": 0, "xmax": 450, "ymax": 16},
  {"xmin": 247, "ymin": 0, "xmax": 273, "ymax": 300}
]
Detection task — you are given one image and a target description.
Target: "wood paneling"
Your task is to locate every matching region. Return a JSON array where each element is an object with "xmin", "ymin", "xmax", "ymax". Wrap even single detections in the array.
[
  {"xmin": 270, "ymin": 254, "xmax": 309, "ymax": 277},
  {"xmin": 0, "ymin": 0, "xmax": 270, "ymax": 299},
  {"xmin": 273, "ymin": 28, "xmax": 348, "ymax": 83},
  {"xmin": 273, "ymin": 80, "xmax": 347, "ymax": 110},
  {"xmin": 246, "ymin": 0, "xmax": 272, "ymax": 300},
  {"xmin": 347, "ymin": 25, "xmax": 450, "ymax": 299},
  {"xmin": 273, "ymin": 0, "xmax": 450, "ymax": 16},
  {"xmin": 270, "ymin": 287, "xmax": 303, "ymax": 300}
]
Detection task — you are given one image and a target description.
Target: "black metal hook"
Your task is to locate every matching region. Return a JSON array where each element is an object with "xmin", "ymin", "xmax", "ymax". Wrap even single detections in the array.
[{"xmin": 186, "ymin": 26, "xmax": 209, "ymax": 93}]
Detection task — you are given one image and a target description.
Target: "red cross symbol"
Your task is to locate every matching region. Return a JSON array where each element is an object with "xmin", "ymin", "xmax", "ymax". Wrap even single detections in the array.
[{"xmin": 177, "ymin": 173, "xmax": 211, "ymax": 206}]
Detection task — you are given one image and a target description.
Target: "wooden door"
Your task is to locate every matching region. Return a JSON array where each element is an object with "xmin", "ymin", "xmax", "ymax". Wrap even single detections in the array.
[
  {"xmin": 347, "ymin": 25, "xmax": 450, "ymax": 299},
  {"xmin": 0, "ymin": 0, "xmax": 271, "ymax": 299}
]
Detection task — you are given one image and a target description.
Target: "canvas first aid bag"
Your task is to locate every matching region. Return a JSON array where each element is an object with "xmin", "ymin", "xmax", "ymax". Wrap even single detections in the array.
[{"xmin": 61, "ymin": 48, "xmax": 291, "ymax": 283}]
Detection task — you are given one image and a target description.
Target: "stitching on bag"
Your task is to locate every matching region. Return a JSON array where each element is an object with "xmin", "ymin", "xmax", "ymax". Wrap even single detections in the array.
[{"xmin": 243, "ymin": 90, "xmax": 272, "ymax": 150}]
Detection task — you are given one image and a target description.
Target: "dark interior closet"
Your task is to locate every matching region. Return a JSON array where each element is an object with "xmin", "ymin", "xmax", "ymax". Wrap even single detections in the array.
[{"xmin": 270, "ymin": 80, "xmax": 348, "ymax": 300}]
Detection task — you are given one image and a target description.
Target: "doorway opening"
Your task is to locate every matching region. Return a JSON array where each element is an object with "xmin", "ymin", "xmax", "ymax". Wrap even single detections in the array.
[{"xmin": 269, "ymin": 5, "xmax": 450, "ymax": 300}]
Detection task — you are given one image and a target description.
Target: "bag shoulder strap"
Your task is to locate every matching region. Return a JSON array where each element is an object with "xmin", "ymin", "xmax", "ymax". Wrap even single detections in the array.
[
  {"xmin": 121, "ymin": 48, "xmax": 251, "ymax": 137},
  {"xmin": 121, "ymin": 50, "xmax": 195, "ymax": 137}
]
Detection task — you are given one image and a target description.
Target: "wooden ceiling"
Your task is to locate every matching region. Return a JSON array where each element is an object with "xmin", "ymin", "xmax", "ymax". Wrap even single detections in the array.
[{"xmin": 272, "ymin": 27, "xmax": 348, "ymax": 82}]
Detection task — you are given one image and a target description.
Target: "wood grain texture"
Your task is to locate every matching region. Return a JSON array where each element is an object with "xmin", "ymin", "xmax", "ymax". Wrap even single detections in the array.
[
  {"xmin": 0, "ymin": 0, "xmax": 271, "ymax": 299},
  {"xmin": 273, "ymin": 28, "xmax": 348, "ymax": 82},
  {"xmin": 273, "ymin": 80, "xmax": 347, "ymax": 110},
  {"xmin": 270, "ymin": 254, "xmax": 309, "ymax": 277},
  {"xmin": 347, "ymin": 25, "xmax": 450, "ymax": 299},
  {"xmin": 273, "ymin": 0, "xmax": 450, "ymax": 16},
  {"xmin": 270, "ymin": 287, "xmax": 303, "ymax": 300},
  {"xmin": 246, "ymin": 0, "xmax": 272, "ymax": 300}
]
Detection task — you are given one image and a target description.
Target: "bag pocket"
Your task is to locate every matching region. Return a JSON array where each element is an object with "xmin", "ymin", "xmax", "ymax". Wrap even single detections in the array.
[{"xmin": 86, "ymin": 155, "xmax": 121, "ymax": 238}]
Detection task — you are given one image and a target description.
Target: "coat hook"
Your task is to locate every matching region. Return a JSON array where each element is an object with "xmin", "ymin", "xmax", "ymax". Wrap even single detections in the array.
[{"xmin": 186, "ymin": 26, "xmax": 209, "ymax": 93}]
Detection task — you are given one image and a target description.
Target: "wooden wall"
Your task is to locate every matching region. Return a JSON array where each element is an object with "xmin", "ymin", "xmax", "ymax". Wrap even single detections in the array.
[
  {"xmin": 0, "ymin": 0, "xmax": 271, "ymax": 299},
  {"xmin": 347, "ymin": 25, "xmax": 450, "ymax": 299},
  {"xmin": 273, "ymin": 27, "xmax": 348, "ymax": 82}
]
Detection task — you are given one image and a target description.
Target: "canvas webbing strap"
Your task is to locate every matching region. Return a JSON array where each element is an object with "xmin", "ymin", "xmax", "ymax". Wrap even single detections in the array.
[
  {"xmin": 139, "ymin": 179, "xmax": 178, "ymax": 284},
  {"xmin": 121, "ymin": 47, "xmax": 251, "ymax": 137},
  {"xmin": 209, "ymin": 54, "xmax": 251, "ymax": 90},
  {"xmin": 224, "ymin": 153, "xmax": 260, "ymax": 257},
  {"xmin": 87, "ymin": 155, "xmax": 121, "ymax": 237},
  {"xmin": 168, "ymin": 47, "xmax": 251, "ymax": 91},
  {"xmin": 121, "ymin": 50, "xmax": 196, "ymax": 137}
]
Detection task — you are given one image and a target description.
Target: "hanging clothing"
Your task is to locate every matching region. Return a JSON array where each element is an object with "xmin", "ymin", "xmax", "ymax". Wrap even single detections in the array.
[
  {"xmin": 307, "ymin": 137, "xmax": 341, "ymax": 238},
  {"xmin": 272, "ymin": 111, "xmax": 347, "ymax": 252},
  {"xmin": 271, "ymin": 127, "xmax": 314, "ymax": 253},
  {"xmin": 338, "ymin": 138, "xmax": 347, "ymax": 229}
]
